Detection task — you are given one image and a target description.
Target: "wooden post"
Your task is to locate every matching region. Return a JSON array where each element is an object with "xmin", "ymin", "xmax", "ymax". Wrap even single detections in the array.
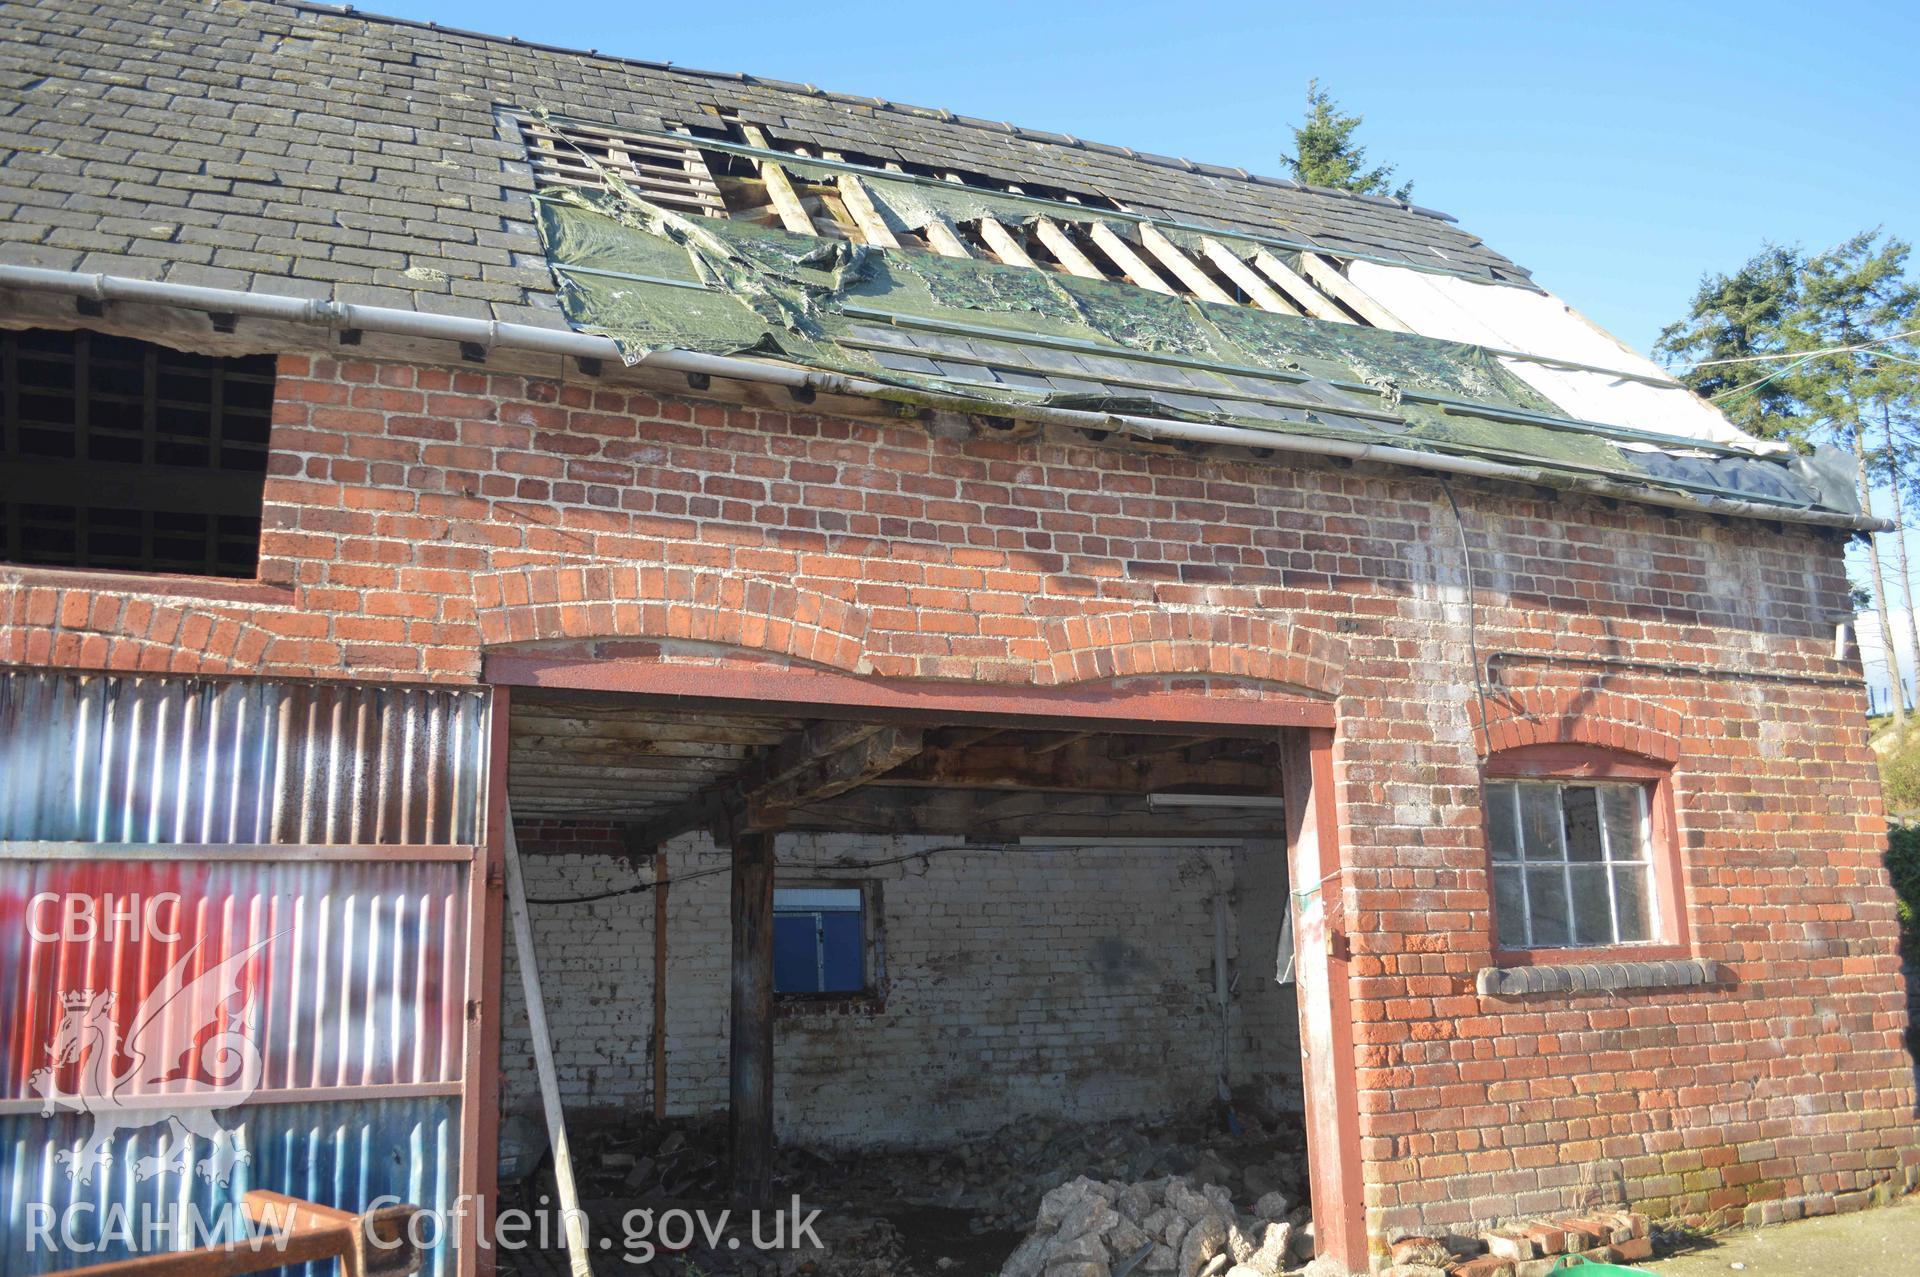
[
  {"xmin": 502, "ymin": 805, "xmax": 593, "ymax": 1277},
  {"xmin": 729, "ymin": 829, "xmax": 777, "ymax": 1205}
]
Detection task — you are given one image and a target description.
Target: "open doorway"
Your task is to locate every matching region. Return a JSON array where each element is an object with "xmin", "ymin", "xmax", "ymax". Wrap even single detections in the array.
[{"xmin": 493, "ymin": 686, "xmax": 1318, "ymax": 1276}]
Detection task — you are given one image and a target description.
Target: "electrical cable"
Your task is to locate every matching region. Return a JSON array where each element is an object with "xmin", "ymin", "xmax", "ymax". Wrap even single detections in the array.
[
  {"xmin": 1674, "ymin": 328, "xmax": 1920, "ymax": 371},
  {"xmin": 524, "ymin": 842, "xmax": 1024, "ymax": 905}
]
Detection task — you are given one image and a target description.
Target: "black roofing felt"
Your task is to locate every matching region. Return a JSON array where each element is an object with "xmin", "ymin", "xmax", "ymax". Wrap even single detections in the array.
[{"xmin": 0, "ymin": 0, "xmax": 1529, "ymax": 327}]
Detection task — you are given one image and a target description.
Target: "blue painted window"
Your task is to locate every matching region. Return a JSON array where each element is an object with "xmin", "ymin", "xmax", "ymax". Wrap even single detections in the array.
[{"xmin": 772, "ymin": 887, "xmax": 866, "ymax": 994}]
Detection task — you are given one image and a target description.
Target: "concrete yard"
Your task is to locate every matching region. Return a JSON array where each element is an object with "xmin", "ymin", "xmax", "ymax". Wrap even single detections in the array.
[{"xmin": 1651, "ymin": 1198, "xmax": 1920, "ymax": 1277}]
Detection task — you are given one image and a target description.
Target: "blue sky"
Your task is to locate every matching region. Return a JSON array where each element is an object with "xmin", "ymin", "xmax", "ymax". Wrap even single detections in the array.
[{"xmin": 373, "ymin": 0, "xmax": 1920, "ymax": 693}]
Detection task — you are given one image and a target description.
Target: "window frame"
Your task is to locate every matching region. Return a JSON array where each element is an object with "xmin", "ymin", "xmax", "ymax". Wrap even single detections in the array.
[
  {"xmin": 1481, "ymin": 744, "xmax": 1689, "ymax": 967},
  {"xmin": 771, "ymin": 878, "xmax": 883, "ymax": 1005}
]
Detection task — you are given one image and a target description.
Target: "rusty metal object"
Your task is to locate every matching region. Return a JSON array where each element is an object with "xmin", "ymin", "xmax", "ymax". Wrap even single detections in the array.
[{"xmin": 56, "ymin": 1190, "xmax": 422, "ymax": 1277}]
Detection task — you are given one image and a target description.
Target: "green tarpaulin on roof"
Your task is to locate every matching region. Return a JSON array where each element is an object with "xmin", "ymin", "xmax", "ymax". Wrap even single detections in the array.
[{"xmin": 532, "ymin": 184, "xmax": 1849, "ymax": 516}]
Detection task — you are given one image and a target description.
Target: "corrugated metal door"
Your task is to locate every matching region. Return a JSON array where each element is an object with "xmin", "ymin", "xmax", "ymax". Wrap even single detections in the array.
[{"xmin": 0, "ymin": 669, "xmax": 493, "ymax": 1277}]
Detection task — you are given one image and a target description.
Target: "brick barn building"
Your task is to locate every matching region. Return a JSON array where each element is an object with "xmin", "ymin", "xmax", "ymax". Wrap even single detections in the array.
[{"xmin": 0, "ymin": 2, "xmax": 1914, "ymax": 1274}]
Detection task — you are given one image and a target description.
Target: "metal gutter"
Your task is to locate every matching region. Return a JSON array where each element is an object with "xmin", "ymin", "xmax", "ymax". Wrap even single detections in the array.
[{"xmin": 0, "ymin": 265, "xmax": 1883, "ymax": 531}]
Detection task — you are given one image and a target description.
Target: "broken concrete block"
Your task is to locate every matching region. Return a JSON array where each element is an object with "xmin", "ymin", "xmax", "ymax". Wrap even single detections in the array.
[
  {"xmin": 1118, "ymin": 1183, "xmax": 1157, "ymax": 1221},
  {"xmin": 1245, "ymin": 1223, "xmax": 1289, "ymax": 1277},
  {"xmin": 1251, "ymin": 1191, "xmax": 1289, "ymax": 1222},
  {"xmin": 1039, "ymin": 1181, "xmax": 1089, "ymax": 1231},
  {"xmin": 1199, "ymin": 1256, "xmax": 1231, "ymax": 1277},
  {"xmin": 1225, "ymin": 1267, "xmax": 1268, "ymax": 1277},
  {"xmin": 1140, "ymin": 1243, "xmax": 1179, "ymax": 1274},
  {"xmin": 1299, "ymin": 1256, "xmax": 1349, "ymax": 1277},
  {"xmin": 1380, "ymin": 1265, "xmax": 1447, "ymax": 1277},
  {"xmin": 1165, "ymin": 1179, "xmax": 1215, "ymax": 1224},
  {"xmin": 1443, "ymin": 1234, "xmax": 1484, "ymax": 1259},
  {"xmin": 1060, "ymin": 1259, "xmax": 1114, "ymax": 1277},
  {"xmin": 1045, "ymin": 1231, "xmax": 1110, "ymax": 1268},
  {"xmin": 1109, "ymin": 1220, "xmax": 1153, "ymax": 1258},
  {"xmin": 1177, "ymin": 1214, "xmax": 1230, "ymax": 1277},
  {"xmin": 1057, "ymin": 1199, "xmax": 1121, "ymax": 1244},
  {"xmin": 1004, "ymin": 1234, "xmax": 1051, "ymax": 1277},
  {"xmin": 1225, "ymin": 1223, "xmax": 1257, "ymax": 1266}
]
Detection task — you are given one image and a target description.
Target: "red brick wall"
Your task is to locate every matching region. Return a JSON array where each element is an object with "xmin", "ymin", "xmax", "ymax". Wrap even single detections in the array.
[{"xmin": 2, "ymin": 353, "xmax": 1912, "ymax": 1244}]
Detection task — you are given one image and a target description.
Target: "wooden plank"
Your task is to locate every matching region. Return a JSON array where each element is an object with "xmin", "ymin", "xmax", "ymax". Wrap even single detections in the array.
[
  {"xmin": 1199, "ymin": 238, "xmax": 1303, "ymax": 315},
  {"xmin": 1250, "ymin": 249, "xmax": 1352, "ymax": 323},
  {"xmin": 873, "ymin": 736, "xmax": 1273, "ymax": 794},
  {"xmin": 739, "ymin": 124, "xmax": 816, "ymax": 237},
  {"xmin": 976, "ymin": 215, "xmax": 1038, "ymax": 268},
  {"xmin": 1032, "ymin": 218, "xmax": 1106, "ymax": 279},
  {"xmin": 923, "ymin": 211, "xmax": 973, "ymax": 258},
  {"xmin": 835, "ymin": 174, "xmax": 901, "ymax": 248},
  {"xmin": 1297, "ymin": 253, "xmax": 1407, "ymax": 329},
  {"xmin": 634, "ymin": 719, "xmax": 887, "ymax": 845},
  {"xmin": 729, "ymin": 829, "xmax": 776, "ymax": 1204},
  {"xmin": 1138, "ymin": 224, "xmax": 1236, "ymax": 304},
  {"xmin": 1088, "ymin": 222, "xmax": 1175, "ymax": 293},
  {"xmin": 502, "ymin": 806, "xmax": 594, "ymax": 1277},
  {"xmin": 744, "ymin": 726, "xmax": 925, "ymax": 828}
]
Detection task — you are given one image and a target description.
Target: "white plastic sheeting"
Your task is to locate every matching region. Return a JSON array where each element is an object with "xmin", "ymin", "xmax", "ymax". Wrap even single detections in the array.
[{"xmin": 1347, "ymin": 262, "xmax": 1781, "ymax": 456}]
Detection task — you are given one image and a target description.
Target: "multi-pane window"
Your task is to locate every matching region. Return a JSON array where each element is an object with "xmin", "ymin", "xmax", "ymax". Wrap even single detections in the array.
[
  {"xmin": 0, "ymin": 328, "xmax": 272, "ymax": 577},
  {"xmin": 1485, "ymin": 780, "xmax": 1655, "ymax": 950},
  {"xmin": 772, "ymin": 886, "xmax": 866, "ymax": 994}
]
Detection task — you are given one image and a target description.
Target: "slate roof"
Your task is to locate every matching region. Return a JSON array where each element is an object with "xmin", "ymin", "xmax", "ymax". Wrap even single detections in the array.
[{"xmin": 0, "ymin": 0, "xmax": 1530, "ymax": 328}]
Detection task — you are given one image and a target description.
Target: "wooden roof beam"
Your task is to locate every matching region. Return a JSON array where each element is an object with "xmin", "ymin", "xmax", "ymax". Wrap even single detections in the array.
[
  {"xmin": 1137, "ymin": 224, "xmax": 1236, "ymax": 305},
  {"xmin": 1296, "ymin": 252, "xmax": 1407, "ymax": 329},
  {"xmin": 976, "ymin": 215, "xmax": 1038, "ymax": 268},
  {"xmin": 1087, "ymin": 222, "xmax": 1176, "ymax": 293},
  {"xmin": 1198, "ymin": 239, "xmax": 1304, "ymax": 315},
  {"xmin": 923, "ymin": 211, "xmax": 974, "ymax": 258},
  {"xmin": 835, "ymin": 174, "xmax": 901, "ymax": 248},
  {"xmin": 634, "ymin": 719, "xmax": 915, "ymax": 844},
  {"xmin": 1032, "ymin": 218, "xmax": 1106, "ymax": 279},
  {"xmin": 1249, "ymin": 248, "xmax": 1351, "ymax": 323},
  {"xmin": 874, "ymin": 736, "xmax": 1275, "ymax": 795},
  {"xmin": 739, "ymin": 124, "xmax": 816, "ymax": 238}
]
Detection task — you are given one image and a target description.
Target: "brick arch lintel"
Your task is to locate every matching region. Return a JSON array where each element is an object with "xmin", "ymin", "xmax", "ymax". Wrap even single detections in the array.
[
  {"xmin": 1039, "ymin": 609, "xmax": 1347, "ymax": 697},
  {"xmin": 0, "ymin": 580, "xmax": 285, "ymax": 675},
  {"xmin": 1470, "ymin": 685, "xmax": 1682, "ymax": 763},
  {"xmin": 473, "ymin": 564, "xmax": 873, "ymax": 675}
]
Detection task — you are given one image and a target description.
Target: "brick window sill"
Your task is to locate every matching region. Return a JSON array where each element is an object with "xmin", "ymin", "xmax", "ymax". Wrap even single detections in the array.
[
  {"xmin": 1475, "ymin": 958, "xmax": 1722, "ymax": 996},
  {"xmin": 1, "ymin": 563, "xmax": 294, "ymax": 607}
]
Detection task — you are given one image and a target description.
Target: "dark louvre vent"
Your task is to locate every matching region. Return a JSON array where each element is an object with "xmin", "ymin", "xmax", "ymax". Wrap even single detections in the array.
[{"xmin": 0, "ymin": 329, "xmax": 273, "ymax": 577}]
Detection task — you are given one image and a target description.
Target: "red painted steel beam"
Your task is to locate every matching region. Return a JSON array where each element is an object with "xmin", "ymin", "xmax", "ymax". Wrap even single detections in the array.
[
  {"xmin": 483, "ymin": 653, "xmax": 1336, "ymax": 731},
  {"xmin": 1283, "ymin": 727, "xmax": 1367, "ymax": 1271}
]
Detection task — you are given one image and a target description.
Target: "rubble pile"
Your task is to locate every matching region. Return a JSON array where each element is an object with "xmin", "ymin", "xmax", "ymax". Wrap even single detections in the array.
[
  {"xmin": 502, "ymin": 1106, "xmax": 1309, "ymax": 1276},
  {"xmin": 1000, "ymin": 1174, "xmax": 1301, "ymax": 1277},
  {"xmin": 1392, "ymin": 1209, "xmax": 1653, "ymax": 1277}
]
